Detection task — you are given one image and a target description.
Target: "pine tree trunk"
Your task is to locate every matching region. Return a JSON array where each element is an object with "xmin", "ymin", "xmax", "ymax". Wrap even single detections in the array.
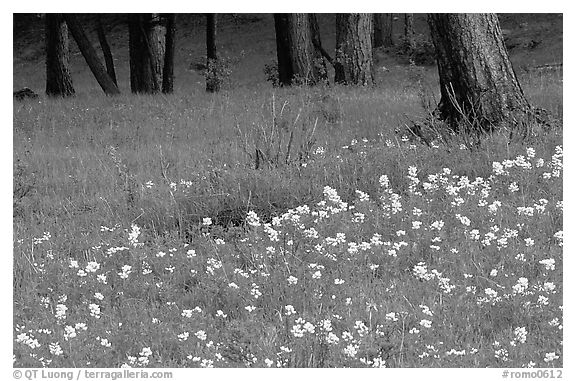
[
  {"xmin": 96, "ymin": 15, "xmax": 117, "ymax": 86},
  {"xmin": 162, "ymin": 14, "xmax": 176, "ymax": 94},
  {"xmin": 128, "ymin": 14, "xmax": 165, "ymax": 94},
  {"xmin": 63, "ymin": 14, "xmax": 120, "ymax": 96},
  {"xmin": 129, "ymin": 15, "xmax": 149, "ymax": 93},
  {"xmin": 292, "ymin": 14, "xmax": 325, "ymax": 85},
  {"xmin": 428, "ymin": 13, "xmax": 531, "ymax": 130},
  {"xmin": 373, "ymin": 13, "xmax": 393, "ymax": 48},
  {"xmin": 147, "ymin": 14, "xmax": 166, "ymax": 91},
  {"xmin": 274, "ymin": 14, "xmax": 294, "ymax": 86},
  {"xmin": 45, "ymin": 13, "xmax": 75, "ymax": 97},
  {"xmin": 335, "ymin": 13, "xmax": 374, "ymax": 85},
  {"xmin": 206, "ymin": 14, "xmax": 217, "ymax": 61},
  {"xmin": 273, "ymin": 13, "xmax": 326, "ymax": 86},
  {"xmin": 206, "ymin": 13, "xmax": 220, "ymax": 92},
  {"xmin": 403, "ymin": 13, "xmax": 415, "ymax": 53}
]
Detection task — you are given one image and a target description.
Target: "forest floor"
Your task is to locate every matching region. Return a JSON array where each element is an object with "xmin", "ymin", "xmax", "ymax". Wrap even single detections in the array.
[{"xmin": 13, "ymin": 14, "xmax": 563, "ymax": 369}]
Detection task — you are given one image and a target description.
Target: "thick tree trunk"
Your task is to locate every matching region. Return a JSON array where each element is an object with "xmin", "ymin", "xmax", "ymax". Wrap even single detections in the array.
[
  {"xmin": 274, "ymin": 14, "xmax": 293, "ymax": 86},
  {"xmin": 128, "ymin": 14, "xmax": 165, "ymax": 94},
  {"xmin": 147, "ymin": 14, "xmax": 166, "ymax": 90},
  {"xmin": 273, "ymin": 13, "xmax": 326, "ymax": 86},
  {"xmin": 96, "ymin": 15, "xmax": 117, "ymax": 86},
  {"xmin": 335, "ymin": 13, "xmax": 374, "ymax": 85},
  {"xmin": 292, "ymin": 14, "xmax": 326, "ymax": 85},
  {"xmin": 428, "ymin": 13, "xmax": 531, "ymax": 130},
  {"xmin": 403, "ymin": 13, "xmax": 415, "ymax": 53},
  {"xmin": 206, "ymin": 13, "xmax": 219, "ymax": 92},
  {"xmin": 45, "ymin": 14, "xmax": 75, "ymax": 97},
  {"xmin": 63, "ymin": 14, "xmax": 120, "ymax": 96},
  {"xmin": 129, "ymin": 15, "xmax": 149, "ymax": 93},
  {"xmin": 162, "ymin": 14, "xmax": 176, "ymax": 94},
  {"xmin": 373, "ymin": 13, "xmax": 393, "ymax": 48}
]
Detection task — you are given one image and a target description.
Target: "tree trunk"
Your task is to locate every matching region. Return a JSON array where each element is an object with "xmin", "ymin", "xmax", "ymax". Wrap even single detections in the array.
[
  {"xmin": 373, "ymin": 13, "xmax": 393, "ymax": 48},
  {"xmin": 309, "ymin": 15, "xmax": 334, "ymax": 68},
  {"xmin": 428, "ymin": 13, "xmax": 531, "ymax": 130},
  {"xmin": 206, "ymin": 13, "xmax": 219, "ymax": 92},
  {"xmin": 403, "ymin": 13, "xmax": 415, "ymax": 53},
  {"xmin": 273, "ymin": 13, "xmax": 326, "ymax": 86},
  {"xmin": 45, "ymin": 13, "xmax": 75, "ymax": 97},
  {"xmin": 206, "ymin": 14, "xmax": 217, "ymax": 61},
  {"xmin": 63, "ymin": 14, "xmax": 120, "ymax": 96},
  {"xmin": 162, "ymin": 14, "xmax": 176, "ymax": 94},
  {"xmin": 147, "ymin": 14, "xmax": 166, "ymax": 90},
  {"xmin": 335, "ymin": 13, "xmax": 374, "ymax": 85},
  {"xmin": 129, "ymin": 15, "xmax": 149, "ymax": 93},
  {"xmin": 274, "ymin": 14, "xmax": 293, "ymax": 86},
  {"xmin": 293, "ymin": 14, "xmax": 326, "ymax": 85},
  {"xmin": 128, "ymin": 14, "xmax": 165, "ymax": 94},
  {"xmin": 96, "ymin": 15, "xmax": 117, "ymax": 86}
]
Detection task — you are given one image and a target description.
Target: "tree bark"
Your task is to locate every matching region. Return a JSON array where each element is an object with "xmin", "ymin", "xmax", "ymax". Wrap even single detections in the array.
[
  {"xmin": 206, "ymin": 13, "xmax": 219, "ymax": 92},
  {"xmin": 373, "ymin": 13, "xmax": 393, "ymax": 48},
  {"xmin": 293, "ymin": 14, "xmax": 326, "ymax": 85},
  {"xmin": 96, "ymin": 15, "xmax": 117, "ymax": 86},
  {"xmin": 129, "ymin": 15, "xmax": 149, "ymax": 93},
  {"xmin": 45, "ymin": 13, "xmax": 75, "ymax": 97},
  {"xmin": 128, "ymin": 14, "xmax": 165, "ymax": 94},
  {"xmin": 206, "ymin": 14, "xmax": 217, "ymax": 62},
  {"xmin": 428, "ymin": 13, "xmax": 531, "ymax": 130},
  {"xmin": 63, "ymin": 14, "xmax": 120, "ymax": 96},
  {"xmin": 335, "ymin": 13, "xmax": 374, "ymax": 85},
  {"xmin": 273, "ymin": 13, "xmax": 326, "ymax": 86},
  {"xmin": 162, "ymin": 14, "xmax": 176, "ymax": 94},
  {"xmin": 274, "ymin": 14, "xmax": 293, "ymax": 86},
  {"xmin": 403, "ymin": 13, "xmax": 415, "ymax": 53},
  {"xmin": 147, "ymin": 14, "xmax": 166, "ymax": 90}
]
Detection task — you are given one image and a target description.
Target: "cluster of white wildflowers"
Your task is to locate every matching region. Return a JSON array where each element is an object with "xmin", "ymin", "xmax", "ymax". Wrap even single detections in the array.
[
  {"xmin": 122, "ymin": 347, "xmax": 153, "ymax": 368},
  {"xmin": 144, "ymin": 175, "xmax": 206, "ymax": 197},
  {"xmin": 230, "ymin": 145, "xmax": 560, "ymax": 367}
]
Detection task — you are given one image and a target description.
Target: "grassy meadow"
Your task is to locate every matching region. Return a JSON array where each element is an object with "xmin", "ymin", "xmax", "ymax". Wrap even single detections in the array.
[{"xmin": 13, "ymin": 14, "xmax": 563, "ymax": 368}]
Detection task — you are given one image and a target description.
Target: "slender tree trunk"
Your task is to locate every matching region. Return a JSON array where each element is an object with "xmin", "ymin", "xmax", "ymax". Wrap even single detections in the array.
[
  {"xmin": 128, "ymin": 14, "xmax": 165, "ymax": 94},
  {"xmin": 63, "ymin": 14, "xmax": 120, "ymax": 96},
  {"xmin": 45, "ymin": 14, "xmax": 75, "ymax": 97},
  {"xmin": 95, "ymin": 15, "xmax": 117, "ymax": 86},
  {"xmin": 310, "ymin": 14, "xmax": 334, "ymax": 68},
  {"xmin": 383, "ymin": 14, "xmax": 394, "ymax": 47},
  {"xmin": 373, "ymin": 13, "xmax": 394, "ymax": 48},
  {"xmin": 404, "ymin": 13, "xmax": 415, "ymax": 53},
  {"xmin": 335, "ymin": 13, "xmax": 374, "ymax": 85},
  {"xmin": 273, "ymin": 13, "xmax": 326, "ymax": 86},
  {"xmin": 206, "ymin": 13, "xmax": 219, "ymax": 92},
  {"xmin": 206, "ymin": 14, "xmax": 217, "ymax": 61},
  {"xmin": 308, "ymin": 14, "xmax": 328, "ymax": 71},
  {"xmin": 373, "ymin": 14, "xmax": 383, "ymax": 48},
  {"xmin": 428, "ymin": 13, "xmax": 531, "ymax": 130},
  {"xmin": 162, "ymin": 14, "xmax": 176, "ymax": 94}
]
